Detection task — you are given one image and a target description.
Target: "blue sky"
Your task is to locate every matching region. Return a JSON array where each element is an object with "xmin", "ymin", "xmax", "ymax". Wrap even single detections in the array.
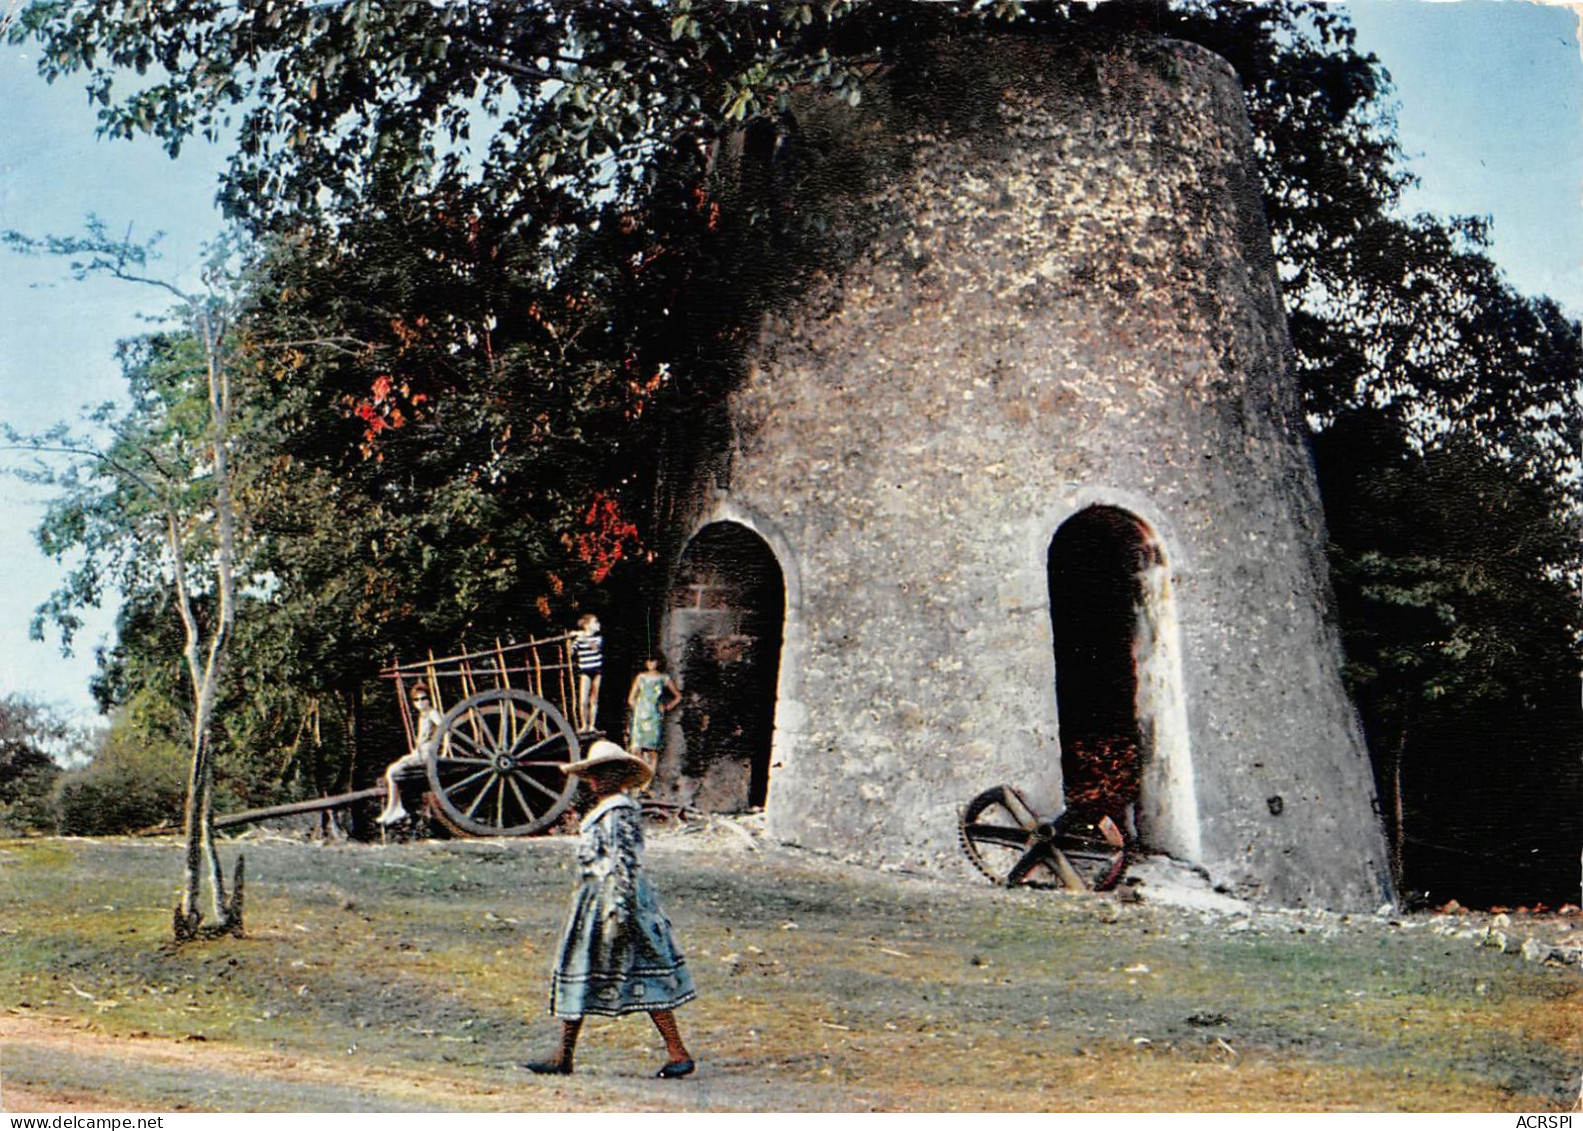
[
  {"xmin": 1346, "ymin": 0, "xmax": 1582, "ymax": 308},
  {"xmin": 1, "ymin": 0, "xmax": 1579, "ymax": 726}
]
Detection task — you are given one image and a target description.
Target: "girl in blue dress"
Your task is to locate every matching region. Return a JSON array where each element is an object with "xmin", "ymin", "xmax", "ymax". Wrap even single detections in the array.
[{"xmin": 527, "ymin": 741, "xmax": 697, "ymax": 1078}]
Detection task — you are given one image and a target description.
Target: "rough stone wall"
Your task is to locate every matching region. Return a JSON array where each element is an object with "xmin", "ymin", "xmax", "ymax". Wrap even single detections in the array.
[{"xmin": 674, "ymin": 35, "xmax": 1392, "ymax": 910}]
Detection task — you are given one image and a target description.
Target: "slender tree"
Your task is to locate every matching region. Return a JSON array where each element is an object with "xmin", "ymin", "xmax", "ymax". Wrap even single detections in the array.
[{"xmin": 3, "ymin": 224, "xmax": 248, "ymax": 937}]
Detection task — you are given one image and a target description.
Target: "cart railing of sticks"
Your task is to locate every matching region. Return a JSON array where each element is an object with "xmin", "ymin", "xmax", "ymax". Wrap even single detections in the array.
[{"xmin": 381, "ymin": 634, "xmax": 591, "ymax": 837}]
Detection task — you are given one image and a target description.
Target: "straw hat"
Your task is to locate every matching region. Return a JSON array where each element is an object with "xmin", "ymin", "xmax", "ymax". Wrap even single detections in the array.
[{"xmin": 562, "ymin": 739, "xmax": 653, "ymax": 791}]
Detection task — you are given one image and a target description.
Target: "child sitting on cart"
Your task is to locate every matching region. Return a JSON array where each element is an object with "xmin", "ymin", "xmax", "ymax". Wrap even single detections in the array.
[{"xmin": 377, "ymin": 683, "xmax": 444, "ymax": 826}]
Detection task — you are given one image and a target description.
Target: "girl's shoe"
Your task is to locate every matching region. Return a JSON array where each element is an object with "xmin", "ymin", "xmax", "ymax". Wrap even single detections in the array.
[
  {"xmin": 656, "ymin": 1058, "xmax": 695, "ymax": 1079},
  {"xmin": 523, "ymin": 1060, "xmax": 572, "ymax": 1075},
  {"xmin": 376, "ymin": 804, "xmax": 407, "ymax": 825}
]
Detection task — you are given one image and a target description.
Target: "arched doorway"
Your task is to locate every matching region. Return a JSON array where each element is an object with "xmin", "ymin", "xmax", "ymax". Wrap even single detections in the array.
[
  {"xmin": 1048, "ymin": 506, "xmax": 1197, "ymax": 857},
  {"xmin": 667, "ymin": 522, "xmax": 786, "ymax": 811}
]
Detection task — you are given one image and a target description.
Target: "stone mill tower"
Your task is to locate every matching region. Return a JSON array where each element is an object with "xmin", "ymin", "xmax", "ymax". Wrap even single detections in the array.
[{"xmin": 658, "ymin": 33, "xmax": 1392, "ymax": 910}]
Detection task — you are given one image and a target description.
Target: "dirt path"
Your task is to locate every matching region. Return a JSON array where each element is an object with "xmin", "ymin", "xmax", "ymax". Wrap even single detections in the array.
[
  {"xmin": 2, "ymin": 1010, "xmax": 761, "ymax": 1112},
  {"xmin": 0, "ymin": 1005, "xmax": 943, "ymax": 1112},
  {"xmin": 2, "ymin": 1012, "xmax": 551, "ymax": 1113}
]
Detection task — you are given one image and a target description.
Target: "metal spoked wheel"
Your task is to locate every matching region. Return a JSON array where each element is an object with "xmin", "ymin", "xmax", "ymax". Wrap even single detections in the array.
[
  {"xmin": 426, "ymin": 689, "xmax": 581, "ymax": 836},
  {"xmin": 959, "ymin": 784, "xmax": 1127, "ymax": 892}
]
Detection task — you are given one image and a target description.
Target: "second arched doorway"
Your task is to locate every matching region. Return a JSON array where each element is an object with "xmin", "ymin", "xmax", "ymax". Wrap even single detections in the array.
[{"xmin": 1048, "ymin": 504, "xmax": 1197, "ymax": 859}]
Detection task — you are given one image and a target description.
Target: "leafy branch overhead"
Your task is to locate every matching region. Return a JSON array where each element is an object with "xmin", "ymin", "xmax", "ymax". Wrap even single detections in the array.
[
  {"xmin": 12, "ymin": 0, "xmax": 870, "ymax": 231},
  {"xmin": 15, "ymin": 1, "xmax": 1574, "ymax": 475}
]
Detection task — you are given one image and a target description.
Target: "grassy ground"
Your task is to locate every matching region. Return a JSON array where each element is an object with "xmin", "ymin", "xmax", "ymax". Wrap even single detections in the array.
[{"xmin": 1, "ymin": 830, "xmax": 1579, "ymax": 1112}]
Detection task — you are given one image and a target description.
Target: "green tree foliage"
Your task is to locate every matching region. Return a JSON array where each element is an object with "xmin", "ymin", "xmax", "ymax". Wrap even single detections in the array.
[
  {"xmin": 90, "ymin": 587, "xmax": 334, "ymax": 815},
  {"xmin": 1315, "ymin": 417, "xmax": 1581, "ymax": 903},
  {"xmin": 15, "ymin": 333, "xmax": 207, "ymax": 649},
  {"xmin": 0, "ymin": 695, "xmax": 73, "ymax": 834},
  {"xmin": 55, "ymin": 691, "xmax": 190, "ymax": 836},
  {"xmin": 9, "ymin": 0, "xmax": 872, "ymax": 233},
  {"xmin": 0, "ymin": 223, "xmax": 255, "ymax": 936}
]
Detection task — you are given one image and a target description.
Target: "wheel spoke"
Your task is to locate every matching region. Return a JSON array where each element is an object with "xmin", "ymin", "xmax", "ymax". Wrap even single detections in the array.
[
  {"xmin": 517, "ymin": 771, "xmax": 563, "ymax": 803},
  {"xmin": 470, "ymin": 711, "xmax": 502, "ymax": 758},
  {"xmin": 964, "ymin": 823, "xmax": 1031, "ymax": 848},
  {"xmin": 442, "ymin": 776, "xmax": 491, "ymax": 820},
  {"xmin": 1000, "ymin": 787, "xmax": 1039, "ymax": 830},
  {"xmin": 515, "ymin": 731, "xmax": 567, "ymax": 761},
  {"xmin": 447, "ymin": 728, "xmax": 485, "ymax": 757},
  {"xmin": 507, "ymin": 710, "xmax": 546, "ymax": 753},
  {"xmin": 507, "ymin": 775, "xmax": 537, "ymax": 821},
  {"xmin": 463, "ymin": 774, "xmax": 499, "ymax": 820},
  {"xmin": 1007, "ymin": 845, "xmax": 1054, "ymax": 885},
  {"xmin": 1057, "ymin": 845, "xmax": 1124, "ymax": 890},
  {"xmin": 496, "ymin": 706, "xmax": 525, "ymax": 755},
  {"xmin": 439, "ymin": 754, "xmax": 493, "ymax": 767},
  {"xmin": 1048, "ymin": 847, "xmax": 1091, "ymax": 892},
  {"xmin": 1097, "ymin": 815, "xmax": 1125, "ymax": 848},
  {"xmin": 442, "ymin": 767, "xmax": 492, "ymax": 799},
  {"xmin": 462, "ymin": 707, "xmax": 486, "ymax": 749}
]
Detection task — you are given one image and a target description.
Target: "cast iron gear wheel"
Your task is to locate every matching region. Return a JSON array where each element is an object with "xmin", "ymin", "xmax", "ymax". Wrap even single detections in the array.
[{"xmin": 959, "ymin": 784, "xmax": 1127, "ymax": 892}]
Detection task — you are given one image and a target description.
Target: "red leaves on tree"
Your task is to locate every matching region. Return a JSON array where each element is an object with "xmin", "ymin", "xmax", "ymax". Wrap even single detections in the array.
[
  {"xmin": 692, "ymin": 183, "xmax": 721, "ymax": 231},
  {"xmin": 572, "ymin": 491, "xmax": 644, "ymax": 584},
  {"xmin": 391, "ymin": 315, "xmax": 430, "ymax": 354},
  {"xmin": 625, "ymin": 362, "xmax": 671, "ymax": 420},
  {"xmin": 346, "ymin": 371, "xmax": 426, "ymax": 458}
]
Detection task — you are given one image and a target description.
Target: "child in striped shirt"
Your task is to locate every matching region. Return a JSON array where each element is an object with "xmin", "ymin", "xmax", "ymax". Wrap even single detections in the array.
[{"xmin": 573, "ymin": 614, "xmax": 603, "ymax": 732}]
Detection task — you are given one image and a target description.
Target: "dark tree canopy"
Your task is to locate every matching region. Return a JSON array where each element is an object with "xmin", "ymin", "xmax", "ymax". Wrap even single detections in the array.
[
  {"xmin": 1315, "ymin": 417, "xmax": 1581, "ymax": 903},
  {"xmin": 0, "ymin": 695, "xmax": 69, "ymax": 833}
]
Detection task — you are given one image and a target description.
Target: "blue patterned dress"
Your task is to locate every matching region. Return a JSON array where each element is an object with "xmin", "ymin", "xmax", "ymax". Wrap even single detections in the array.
[{"xmin": 549, "ymin": 794, "xmax": 697, "ymax": 1019}]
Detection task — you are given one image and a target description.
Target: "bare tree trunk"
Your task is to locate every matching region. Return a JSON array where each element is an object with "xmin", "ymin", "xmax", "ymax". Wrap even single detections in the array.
[
  {"xmin": 1388, "ymin": 720, "xmax": 1409, "ymax": 899},
  {"xmin": 171, "ymin": 305, "xmax": 244, "ymax": 942},
  {"xmin": 176, "ymin": 649, "xmax": 244, "ymax": 936},
  {"xmin": 342, "ymin": 681, "xmax": 369, "ymax": 840},
  {"xmin": 174, "ymin": 725, "xmax": 207, "ymax": 940},
  {"xmin": 13, "ymin": 237, "xmax": 264, "ymax": 943}
]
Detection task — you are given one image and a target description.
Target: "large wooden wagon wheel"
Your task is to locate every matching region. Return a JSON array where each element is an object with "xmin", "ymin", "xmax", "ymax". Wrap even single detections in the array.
[
  {"xmin": 426, "ymin": 689, "xmax": 581, "ymax": 836},
  {"xmin": 959, "ymin": 784, "xmax": 1127, "ymax": 892}
]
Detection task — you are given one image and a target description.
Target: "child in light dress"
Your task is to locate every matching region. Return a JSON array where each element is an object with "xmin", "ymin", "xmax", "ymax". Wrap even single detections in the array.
[{"xmin": 626, "ymin": 655, "xmax": 681, "ymax": 769}]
